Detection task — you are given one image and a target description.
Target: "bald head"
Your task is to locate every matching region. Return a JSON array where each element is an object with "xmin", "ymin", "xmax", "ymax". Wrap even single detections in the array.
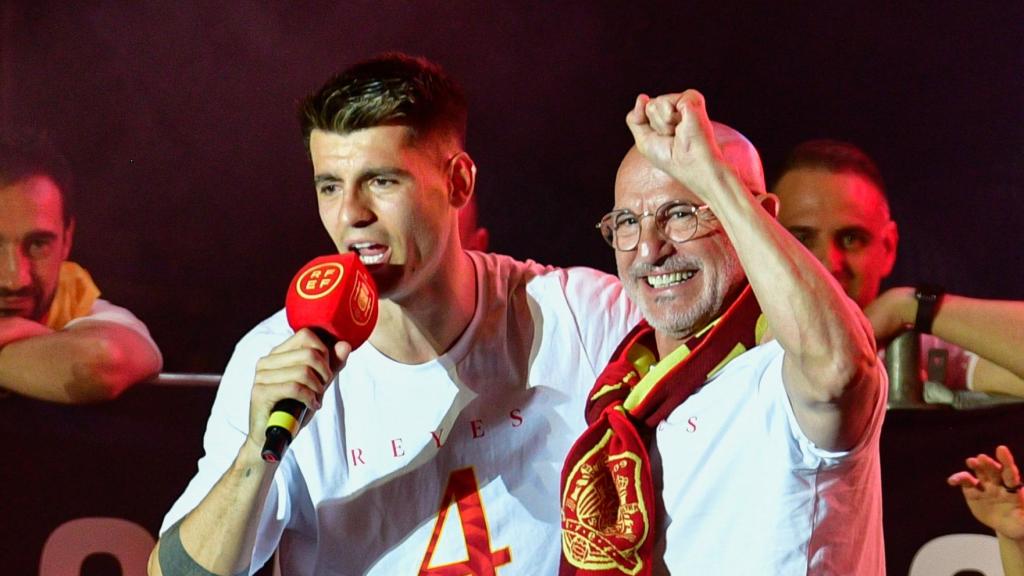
[
  {"xmin": 713, "ymin": 122, "xmax": 766, "ymax": 195},
  {"xmin": 616, "ymin": 121, "xmax": 765, "ymax": 200}
]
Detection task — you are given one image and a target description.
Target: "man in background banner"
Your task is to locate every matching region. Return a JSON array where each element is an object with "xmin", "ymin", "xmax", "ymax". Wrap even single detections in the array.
[{"xmin": 0, "ymin": 131, "xmax": 162, "ymax": 402}]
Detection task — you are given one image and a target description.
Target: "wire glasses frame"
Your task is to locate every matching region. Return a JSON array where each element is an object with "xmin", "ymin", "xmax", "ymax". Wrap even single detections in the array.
[{"xmin": 596, "ymin": 200, "xmax": 712, "ymax": 251}]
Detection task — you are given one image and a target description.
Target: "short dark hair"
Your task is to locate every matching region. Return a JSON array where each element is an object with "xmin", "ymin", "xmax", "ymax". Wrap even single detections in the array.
[
  {"xmin": 298, "ymin": 53, "xmax": 468, "ymax": 150},
  {"xmin": 774, "ymin": 139, "xmax": 886, "ymax": 199},
  {"xmin": 0, "ymin": 130, "xmax": 75, "ymax": 224}
]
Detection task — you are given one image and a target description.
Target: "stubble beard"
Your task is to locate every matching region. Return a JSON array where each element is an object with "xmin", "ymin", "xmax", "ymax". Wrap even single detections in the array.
[
  {"xmin": 627, "ymin": 251, "xmax": 744, "ymax": 340},
  {"xmin": 0, "ymin": 283, "xmax": 48, "ymax": 322}
]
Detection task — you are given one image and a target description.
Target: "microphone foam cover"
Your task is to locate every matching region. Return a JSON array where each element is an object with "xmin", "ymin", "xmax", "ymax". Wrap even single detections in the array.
[{"xmin": 285, "ymin": 253, "xmax": 379, "ymax": 349}]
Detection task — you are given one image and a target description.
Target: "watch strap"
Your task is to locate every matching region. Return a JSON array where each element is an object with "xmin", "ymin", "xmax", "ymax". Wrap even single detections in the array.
[{"xmin": 914, "ymin": 284, "xmax": 945, "ymax": 334}]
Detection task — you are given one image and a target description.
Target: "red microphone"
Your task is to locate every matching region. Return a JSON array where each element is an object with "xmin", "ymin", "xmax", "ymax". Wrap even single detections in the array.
[{"xmin": 261, "ymin": 253, "xmax": 379, "ymax": 462}]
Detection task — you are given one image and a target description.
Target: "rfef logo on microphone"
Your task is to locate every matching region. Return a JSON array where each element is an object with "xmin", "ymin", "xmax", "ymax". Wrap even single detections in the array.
[
  {"xmin": 295, "ymin": 263, "xmax": 345, "ymax": 300},
  {"xmin": 350, "ymin": 270, "xmax": 375, "ymax": 326}
]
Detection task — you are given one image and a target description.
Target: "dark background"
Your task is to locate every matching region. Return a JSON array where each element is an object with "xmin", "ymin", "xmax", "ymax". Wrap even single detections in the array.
[{"xmin": 2, "ymin": 1, "xmax": 1021, "ymax": 373}]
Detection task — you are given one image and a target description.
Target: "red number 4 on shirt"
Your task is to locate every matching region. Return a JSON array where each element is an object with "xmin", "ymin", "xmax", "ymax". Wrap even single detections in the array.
[{"xmin": 419, "ymin": 467, "xmax": 512, "ymax": 575}]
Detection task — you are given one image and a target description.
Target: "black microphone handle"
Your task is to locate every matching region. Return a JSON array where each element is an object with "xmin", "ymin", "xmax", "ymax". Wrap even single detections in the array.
[{"xmin": 261, "ymin": 398, "xmax": 307, "ymax": 463}]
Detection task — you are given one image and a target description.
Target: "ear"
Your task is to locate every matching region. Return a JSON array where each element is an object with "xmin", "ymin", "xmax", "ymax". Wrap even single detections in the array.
[
  {"xmin": 61, "ymin": 218, "xmax": 75, "ymax": 260},
  {"xmin": 758, "ymin": 193, "xmax": 780, "ymax": 218},
  {"xmin": 447, "ymin": 151, "xmax": 477, "ymax": 209},
  {"xmin": 880, "ymin": 219, "xmax": 898, "ymax": 276}
]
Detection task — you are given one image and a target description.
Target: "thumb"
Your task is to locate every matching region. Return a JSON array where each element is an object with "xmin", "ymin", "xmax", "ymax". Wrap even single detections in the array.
[
  {"xmin": 331, "ymin": 340, "xmax": 353, "ymax": 372},
  {"xmin": 674, "ymin": 90, "xmax": 715, "ymax": 145},
  {"xmin": 626, "ymin": 94, "xmax": 653, "ymax": 145}
]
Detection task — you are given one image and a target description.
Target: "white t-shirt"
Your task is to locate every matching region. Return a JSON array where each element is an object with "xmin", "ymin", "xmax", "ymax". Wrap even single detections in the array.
[
  {"xmin": 161, "ymin": 252, "xmax": 639, "ymax": 575},
  {"xmin": 652, "ymin": 341, "xmax": 887, "ymax": 575},
  {"xmin": 66, "ymin": 298, "xmax": 161, "ymax": 360}
]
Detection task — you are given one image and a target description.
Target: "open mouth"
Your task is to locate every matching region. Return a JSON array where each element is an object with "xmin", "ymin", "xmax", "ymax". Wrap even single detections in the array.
[
  {"xmin": 349, "ymin": 242, "xmax": 390, "ymax": 266},
  {"xmin": 645, "ymin": 270, "xmax": 696, "ymax": 289}
]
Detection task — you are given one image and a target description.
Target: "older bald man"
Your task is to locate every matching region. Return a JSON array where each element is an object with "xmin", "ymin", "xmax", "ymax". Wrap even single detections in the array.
[{"xmin": 560, "ymin": 91, "xmax": 886, "ymax": 575}]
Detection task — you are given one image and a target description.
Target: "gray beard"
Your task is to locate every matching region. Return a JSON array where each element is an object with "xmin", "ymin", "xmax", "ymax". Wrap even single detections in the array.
[{"xmin": 626, "ymin": 252, "xmax": 744, "ymax": 339}]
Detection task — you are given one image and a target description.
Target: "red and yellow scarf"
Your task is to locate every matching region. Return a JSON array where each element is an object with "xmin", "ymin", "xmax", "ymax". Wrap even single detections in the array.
[
  {"xmin": 44, "ymin": 262, "xmax": 100, "ymax": 330},
  {"xmin": 560, "ymin": 285, "xmax": 764, "ymax": 576}
]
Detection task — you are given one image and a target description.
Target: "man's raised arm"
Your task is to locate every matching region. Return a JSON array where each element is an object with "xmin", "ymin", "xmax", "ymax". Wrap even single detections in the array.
[{"xmin": 625, "ymin": 89, "xmax": 882, "ymax": 451}]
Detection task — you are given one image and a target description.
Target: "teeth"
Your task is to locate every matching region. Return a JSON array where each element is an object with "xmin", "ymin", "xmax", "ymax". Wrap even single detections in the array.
[
  {"xmin": 358, "ymin": 252, "xmax": 387, "ymax": 265},
  {"xmin": 646, "ymin": 270, "xmax": 695, "ymax": 288},
  {"xmin": 349, "ymin": 242, "xmax": 388, "ymax": 265}
]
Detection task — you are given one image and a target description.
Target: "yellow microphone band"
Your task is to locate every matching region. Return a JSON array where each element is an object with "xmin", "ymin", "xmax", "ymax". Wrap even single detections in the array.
[{"xmin": 267, "ymin": 412, "xmax": 300, "ymax": 435}]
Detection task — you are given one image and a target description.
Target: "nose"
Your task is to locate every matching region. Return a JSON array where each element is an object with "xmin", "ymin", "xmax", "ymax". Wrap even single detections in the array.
[
  {"xmin": 0, "ymin": 244, "xmax": 31, "ymax": 291},
  {"xmin": 338, "ymin": 187, "xmax": 376, "ymax": 229},
  {"xmin": 811, "ymin": 242, "xmax": 845, "ymax": 275},
  {"xmin": 634, "ymin": 216, "xmax": 674, "ymax": 262}
]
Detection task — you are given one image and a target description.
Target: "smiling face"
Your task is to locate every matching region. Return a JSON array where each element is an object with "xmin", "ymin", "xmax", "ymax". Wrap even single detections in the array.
[
  {"xmin": 775, "ymin": 167, "xmax": 897, "ymax": 308},
  {"xmin": 309, "ymin": 125, "xmax": 459, "ymax": 303},
  {"xmin": 613, "ymin": 148, "xmax": 745, "ymax": 342},
  {"xmin": 0, "ymin": 175, "xmax": 73, "ymax": 321}
]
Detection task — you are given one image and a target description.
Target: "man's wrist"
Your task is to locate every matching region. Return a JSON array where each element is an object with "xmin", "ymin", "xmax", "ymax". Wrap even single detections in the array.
[{"xmin": 237, "ymin": 436, "xmax": 273, "ymax": 468}]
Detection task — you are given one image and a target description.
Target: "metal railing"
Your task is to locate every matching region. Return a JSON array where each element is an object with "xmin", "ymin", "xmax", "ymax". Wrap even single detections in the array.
[{"xmin": 149, "ymin": 372, "xmax": 222, "ymax": 387}]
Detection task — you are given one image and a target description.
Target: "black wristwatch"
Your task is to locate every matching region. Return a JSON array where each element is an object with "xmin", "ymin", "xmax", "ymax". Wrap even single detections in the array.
[{"xmin": 914, "ymin": 284, "xmax": 945, "ymax": 334}]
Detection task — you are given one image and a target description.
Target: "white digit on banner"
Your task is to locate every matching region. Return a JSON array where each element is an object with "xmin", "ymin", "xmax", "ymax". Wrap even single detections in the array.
[
  {"xmin": 908, "ymin": 533, "xmax": 1003, "ymax": 576},
  {"xmin": 39, "ymin": 517, "xmax": 154, "ymax": 576}
]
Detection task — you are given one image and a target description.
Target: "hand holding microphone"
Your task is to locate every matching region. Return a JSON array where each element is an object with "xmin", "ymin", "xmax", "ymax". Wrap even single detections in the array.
[{"xmin": 259, "ymin": 253, "xmax": 379, "ymax": 462}]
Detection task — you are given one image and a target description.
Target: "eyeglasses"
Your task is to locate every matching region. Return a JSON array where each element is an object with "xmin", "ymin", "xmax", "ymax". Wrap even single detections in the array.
[{"xmin": 596, "ymin": 200, "xmax": 713, "ymax": 251}]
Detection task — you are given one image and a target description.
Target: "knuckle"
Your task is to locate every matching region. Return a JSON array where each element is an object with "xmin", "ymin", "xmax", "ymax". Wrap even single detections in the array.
[
  {"xmin": 288, "ymin": 381, "xmax": 310, "ymax": 401},
  {"xmin": 304, "ymin": 366, "xmax": 324, "ymax": 388},
  {"xmin": 296, "ymin": 347, "xmax": 318, "ymax": 364}
]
